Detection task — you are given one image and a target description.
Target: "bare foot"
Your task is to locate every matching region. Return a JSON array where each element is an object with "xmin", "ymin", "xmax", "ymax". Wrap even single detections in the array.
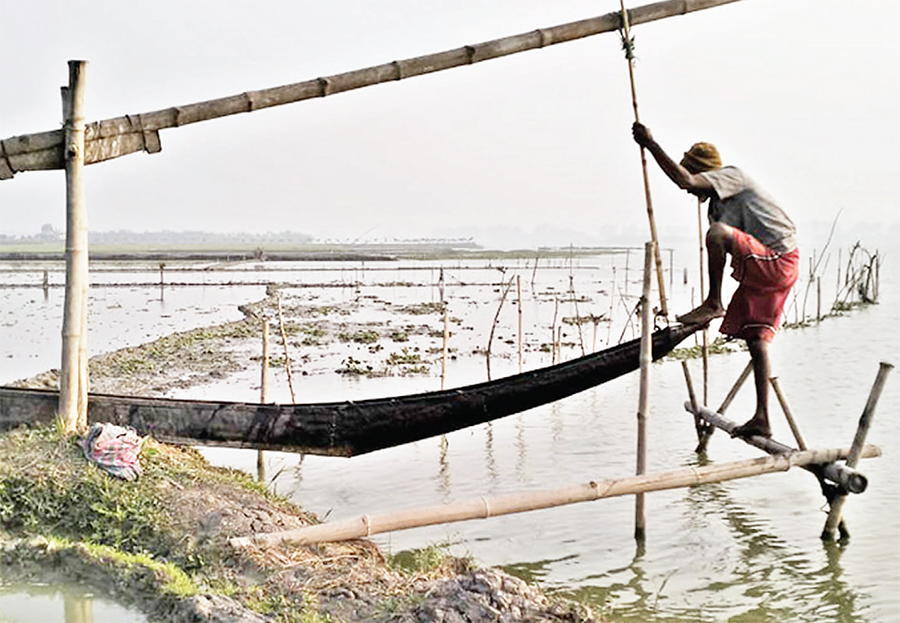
[
  {"xmin": 676, "ymin": 304, "xmax": 725, "ymax": 326},
  {"xmin": 731, "ymin": 420, "xmax": 772, "ymax": 439}
]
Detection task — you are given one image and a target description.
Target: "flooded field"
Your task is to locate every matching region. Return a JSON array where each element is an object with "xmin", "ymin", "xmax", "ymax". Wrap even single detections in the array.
[{"xmin": 1, "ymin": 245, "xmax": 898, "ymax": 622}]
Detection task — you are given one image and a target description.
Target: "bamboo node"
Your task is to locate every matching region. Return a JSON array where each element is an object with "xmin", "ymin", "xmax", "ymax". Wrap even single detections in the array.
[
  {"xmin": 391, "ymin": 61, "xmax": 404, "ymax": 81},
  {"xmin": 464, "ymin": 45, "xmax": 477, "ymax": 64},
  {"xmin": 362, "ymin": 514, "xmax": 372, "ymax": 537},
  {"xmin": 0, "ymin": 140, "xmax": 14, "ymax": 180},
  {"xmin": 480, "ymin": 496, "xmax": 492, "ymax": 518},
  {"xmin": 243, "ymin": 91, "xmax": 259, "ymax": 112},
  {"xmin": 535, "ymin": 28, "xmax": 552, "ymax": 48},
  {"xmin": 318, "ymin": 77, "xmax": 333, "ymax": 96}
]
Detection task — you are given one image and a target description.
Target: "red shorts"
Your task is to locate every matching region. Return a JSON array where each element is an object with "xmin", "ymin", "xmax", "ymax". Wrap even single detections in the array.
[{"xmin": 720, "ymin": 230, "xmax": 799, "ymax": 342}]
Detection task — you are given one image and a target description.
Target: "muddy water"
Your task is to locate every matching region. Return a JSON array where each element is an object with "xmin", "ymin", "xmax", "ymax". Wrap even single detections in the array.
[{"xmin": 1, "ymin": 248, "xmax": 898, "ymax": 622}]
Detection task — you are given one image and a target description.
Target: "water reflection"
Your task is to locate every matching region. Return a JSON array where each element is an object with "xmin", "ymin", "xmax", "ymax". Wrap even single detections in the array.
[{"xmin": 0, "ymin": 584, "xmax": 145, "ymax": 623}]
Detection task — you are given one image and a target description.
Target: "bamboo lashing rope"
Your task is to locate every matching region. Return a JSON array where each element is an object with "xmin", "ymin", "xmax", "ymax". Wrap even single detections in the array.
[{"xmin": 619, "ymin": 1, "xmax": 668, "ymax": 318}]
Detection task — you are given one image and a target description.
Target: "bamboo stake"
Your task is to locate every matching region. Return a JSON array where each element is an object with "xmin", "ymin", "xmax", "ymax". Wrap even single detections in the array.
[
  {"xmin": 635, "ymin": 241, "xmax": 653, "ymax": 540},
  {"xmin": 257, "ymin": 317, "xmax": 270, "ymax": 482},
  {"xmin": 697, "ymin": 197, "xmax": 709, "ymax": 406},
  {"xmin": 619, "ymin": 1, "xmax": 668, "ymax": 318},
  {"xmin": 769, "ymin": 376, "xmax": 806, "ymax": 451},
  {"xmin": 718, "ymin": 360, "xmax": 753, "ymax": 414},
  {"xmin": 686, "ymin": 403, "xmax": 873, "ymax": 494},
  {"xmin": 441, "ymin": 306, "xmax": 449, "ymax": 390},
  {"xmin": 59, "ymin": 60, "xmax": 89, "ymax": 433},
  {"xmin": 0, "ymin": 0, "xmax": 747, "ymax": 179},
  {"xmin": 486, "ymin": 276, "xmax": 515, "ymax": 381},
  {"xmin": 517, "ymin": 275, "xmax": 523, "ymax": 373},
  {"xmin": 230, "ymin": 445, "xmax": 879, "ymax": 549},
  {"xmin": 822, "ymin": 361, "xmax": 893, "ymax": 541},
  {"xmin": 276, "ymin": 295, "xmax": 296, "ymax": 402}
]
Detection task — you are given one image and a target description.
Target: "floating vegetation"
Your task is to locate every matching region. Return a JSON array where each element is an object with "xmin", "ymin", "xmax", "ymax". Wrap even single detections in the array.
[
  {"xmin": 397, "ymin": 302, "xmax": 445, "ymax": 316},
  {"xmin": 338, "ymin": 330, "xmax": 380, "ymax": 344}
]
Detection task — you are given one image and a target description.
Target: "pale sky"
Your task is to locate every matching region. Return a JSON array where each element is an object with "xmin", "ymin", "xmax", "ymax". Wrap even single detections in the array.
[{"xmin": 1, "ymin": 0, "xmax": 898, "ymax": 248}]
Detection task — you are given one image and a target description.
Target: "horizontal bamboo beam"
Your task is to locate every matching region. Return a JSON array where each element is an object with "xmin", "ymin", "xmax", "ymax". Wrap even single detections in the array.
[
  {"xmin": 685, "ymin": 403, "xmax": 870, "ymax": 493},
  {"xmin": 0, "ymin": 0, "xmax": 746, "ymax": 180},
  {"xmin": 229, "ymin": 444, "xmax": 879, "ymax": 548}
]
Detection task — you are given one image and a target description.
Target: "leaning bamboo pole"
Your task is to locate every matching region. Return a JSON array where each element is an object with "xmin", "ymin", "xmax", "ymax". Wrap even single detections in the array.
[
  {"xmin": 619, "ymin": 1, "xmax": 668, "ymax": 318},
  {"xmin": 59, "ymin": 60, "xmax": 89, "ymax": 433},
  {"xmin": 0, "ymin": 0, "xmax": 747, "ymax": 178},
  {"xmin": 229, "ymin": 444, "xmax": 879, "ymax": 548}
]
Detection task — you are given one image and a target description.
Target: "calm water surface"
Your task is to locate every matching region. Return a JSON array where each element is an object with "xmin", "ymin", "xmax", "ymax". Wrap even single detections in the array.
[{"xmin": 1, "ymin": 245, "xmax": 898, "ymax": 622}]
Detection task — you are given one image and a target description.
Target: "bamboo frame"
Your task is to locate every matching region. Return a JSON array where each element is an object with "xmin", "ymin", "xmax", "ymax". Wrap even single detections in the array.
[
  {"xmin": 229, "ymin": 444, "xmax": 879, "ymax": 548},
  {"xmin": 822, "ymin": 362, "xmax": 893, "ymax": 541},
  {"xmin": 0, "ymin": 0, "xmax": 746, "ymax": 179},
  {"xmin": 685, "ymin": 403, "xmax": 872, "ymax": 494}
]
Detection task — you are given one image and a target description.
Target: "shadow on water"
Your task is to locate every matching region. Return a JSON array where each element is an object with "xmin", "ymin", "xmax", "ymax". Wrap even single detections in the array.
[{"xmin": 501, "ymin": 454, "xmax": 871, "ymax": 623}]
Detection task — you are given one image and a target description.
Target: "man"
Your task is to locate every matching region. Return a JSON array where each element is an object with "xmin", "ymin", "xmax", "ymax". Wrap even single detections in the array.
[{"xmin": 632, "ymin": 122, "xmax": 799, "ymax": 439}]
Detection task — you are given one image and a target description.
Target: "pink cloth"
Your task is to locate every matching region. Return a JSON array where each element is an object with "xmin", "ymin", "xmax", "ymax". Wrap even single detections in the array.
[{"xmin": 720, "ymin": 229, "xmax": 799, "ymax": 342}]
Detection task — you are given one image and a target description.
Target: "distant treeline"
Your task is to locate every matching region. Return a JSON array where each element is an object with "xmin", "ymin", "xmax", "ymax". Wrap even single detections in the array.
[{"xmin": 0, "ymin": 227, "xmax": 315, "ymax": 247}]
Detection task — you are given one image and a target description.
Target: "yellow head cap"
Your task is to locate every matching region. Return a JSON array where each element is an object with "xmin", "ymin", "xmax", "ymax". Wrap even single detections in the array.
[{"xmin": 680, "ymin": 142, "xmax": 722, "ymax": 173}]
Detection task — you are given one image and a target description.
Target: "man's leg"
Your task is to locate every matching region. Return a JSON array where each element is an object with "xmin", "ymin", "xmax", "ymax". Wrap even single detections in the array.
[
  {"xmin": 732, "ymin": 336, "xmax": 772, "ymax": 438},
  {"xmin": 677, "ymin": 222, "xmax": 731, "ymax": 325}
]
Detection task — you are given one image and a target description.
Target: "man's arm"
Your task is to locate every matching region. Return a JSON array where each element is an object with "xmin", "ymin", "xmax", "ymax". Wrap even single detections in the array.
[{"xmin": 632, "ymin": 123, "xmax": 713, "ymax": 198}]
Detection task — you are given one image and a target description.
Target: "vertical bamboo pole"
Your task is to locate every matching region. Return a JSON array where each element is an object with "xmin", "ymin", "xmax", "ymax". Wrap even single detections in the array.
[
  {"xmin": 697, "ymin": 198, "xmax": 709, "ymax": 406},
  {"xmin": 441, "ymin": 306, "xmax": 449, "ymax": 390},
  {"xmin": 816, "ymin": 277, "xmax": 822, "ymax": 322},
  {"xmin": 822, "ymin": 362, "xmax": 893, "ymax": 541},
  {"xmin": 619, "ymin": 2, "xmax": 668, "ymax": 318},
  {"xmin": 59, "ymin": 60, "xmax": 89, "ymax": 433},
  {"xmin": 257, "ymin": 318, "xmax": 270, "ymax": 482},
  {"xmin": 517, "ymin": 275, "xmax": 523, "ymax": 373},
  {"xmin": 635, "ymin": 241, "xmax": 653, "ymax": 541}
]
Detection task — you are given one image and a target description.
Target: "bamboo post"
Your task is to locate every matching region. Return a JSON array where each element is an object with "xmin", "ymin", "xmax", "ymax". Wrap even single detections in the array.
[
  {"xmin": 59, "ymin": 60, "xmax": 89, "ymax": 433},
  {"xmin": 276, "ymin": 295, "xmax": 296, "ymax": 402},
  {"xmin": 619, "ymin": 1, "xmax": 668, "ymax": 318},
  {"xmin": 230, "ymin": 445, "xmax": 879, "ymax": 549},
  {"xmin": 816, "ymin": 276, "xmax": 822, "ymax": 322},
  {"xmin": 441, "ymin": 306, "xmax": 449, "ymax": 390},
  {"xmin": 635, "ymin": 241, "xmax": 653, "ymax": 541},
  {"xmin": 822, "ymin": 361, "xmax": 893, "ymax": 542},
  {"xmin": 517, "ymin": 275, "xmax": 523, "ymax": 373},
  {"xmin": 257, "ymin": 317, "xmax": 270, "ymax": 482},
  {"xmin": 718, "ymin": 360, "xmax": 753, "ymax": 414},
  {"xmin": 697, "ymin": 197, "xmax": 709, "ymax": 406},
  {"xmin": 769, "ymin": 377, "xmax": 807, "ymax": 450}
]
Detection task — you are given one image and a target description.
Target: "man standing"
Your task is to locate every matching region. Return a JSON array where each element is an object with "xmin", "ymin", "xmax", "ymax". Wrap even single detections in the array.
[{"xmin": 632, "ymin": 122, "xmax": 799, "ymax": 439}]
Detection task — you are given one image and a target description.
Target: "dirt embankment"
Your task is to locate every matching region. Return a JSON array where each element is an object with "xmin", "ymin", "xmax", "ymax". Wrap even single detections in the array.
[
  {"xmin": 2, "ymin": 292, "xmax": 598, "ymax": 622},
  {"xmin": 0, "ymin": 426, "xmax": 594, "ymax": 623}
]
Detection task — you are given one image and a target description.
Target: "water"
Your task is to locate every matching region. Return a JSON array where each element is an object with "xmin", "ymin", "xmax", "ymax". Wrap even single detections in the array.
[{"xmin": 1, "ymin": 244, "xmax": 898, "ymax": 622}]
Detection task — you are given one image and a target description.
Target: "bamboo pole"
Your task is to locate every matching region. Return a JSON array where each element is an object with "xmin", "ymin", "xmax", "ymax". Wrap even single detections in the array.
[
  {"xmin": 276, "ymin": 295, "xmax": 296, "ymax": 402},
  {"xmin": 697, "ymin": 197, "xmax": 709, "ymax": 406},
  {"xmin": 257, "ymin": 317, "xmax": 270, "ymax": 482},
  {"xmin": 822, "ymin": 361, "xmax": 893, "ymax": 541},
  {"xmin": 517, "ymin": 275, "xmax": 523, "ymax": 373},
  {"xmin": 619, "ymin": 1, "xmax": 668, "ymax": 318},
  {"xmin": 769, "ymin": 376, "xmax": 806, "ymax": 451},
  {"xmin": 59, "ymin": 60, "xmax": 89, "ymax": 433},
  {"xmin": 635, "ymin": 241, "xmax": 654, "ymax": 540},
  {"xmin": 229, "ymin": 444, "xmax": 879, "ymax": 549},
  {"xmin": 0, "ymin": 0, "xmax": 747, "ymax": 178},
  {"xmin": 685, "ymin": 403, "xmax": 873, "ymax": 494},
  {"xmin": 441, "ymin": 306, "xmax": 449, "ymax": 390}
]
